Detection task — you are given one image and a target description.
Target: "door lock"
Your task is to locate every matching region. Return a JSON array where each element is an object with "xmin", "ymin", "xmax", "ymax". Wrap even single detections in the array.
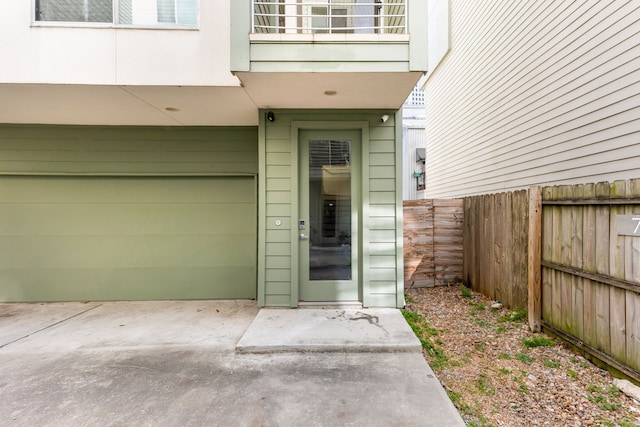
[{"xmin": 300, "ymin": 234, "xmax": 309, "ymax": 240}]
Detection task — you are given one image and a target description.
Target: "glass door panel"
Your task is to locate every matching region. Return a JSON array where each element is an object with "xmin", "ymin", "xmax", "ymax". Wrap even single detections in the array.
[{"xmin": 299, "ymin": 130, "xmax": 360, "ymax": 302}]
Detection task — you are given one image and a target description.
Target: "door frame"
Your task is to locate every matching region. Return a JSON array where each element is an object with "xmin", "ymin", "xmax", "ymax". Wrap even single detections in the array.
[
  {"xmin": 298, "ymin": 129, "xmax": 361, "ymax": 302},
  {"xmin": 290, "ymin": 121, "xmax": 370, "ymax": 307}
]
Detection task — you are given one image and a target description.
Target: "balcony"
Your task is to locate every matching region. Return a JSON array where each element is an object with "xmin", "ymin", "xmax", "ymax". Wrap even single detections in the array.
[
  {"xmin": 252, "ymin": 0, "xmax": 406, "ymax": 35},
  {"xmin": 231, "ymin": 0, "xmax": 427, "ymax": 109}
]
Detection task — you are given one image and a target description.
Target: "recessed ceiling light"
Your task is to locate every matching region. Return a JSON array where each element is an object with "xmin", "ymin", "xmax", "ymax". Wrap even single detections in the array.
[
  {"xmin": 165, "ymin": 107, "xmax": 180, "ymax": 112},
  {"xmin": 324, "ymin": 90, "xmax": 337, "ymax": 96}
]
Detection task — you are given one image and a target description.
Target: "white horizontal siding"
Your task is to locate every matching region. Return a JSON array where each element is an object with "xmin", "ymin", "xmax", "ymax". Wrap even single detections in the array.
[{"xmin": 424, "ymin": 0, "xmax": 640, "ymax": 198}]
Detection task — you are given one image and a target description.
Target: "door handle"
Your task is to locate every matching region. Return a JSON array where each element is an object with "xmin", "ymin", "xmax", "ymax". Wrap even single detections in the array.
[{"xmin": 300, "ymin": 234, "xmax": 309, "ymax": 240}]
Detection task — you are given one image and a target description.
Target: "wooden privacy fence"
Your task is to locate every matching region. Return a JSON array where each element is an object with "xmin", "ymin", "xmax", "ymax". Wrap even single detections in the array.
[
  {"xmin": 539, "ymin": 180, "xmax": 640, "ymax": 382},
  {"xmin": 462, "ymin": 179, "xmax": 640, "ymax": 382},
  {"xmin": 463, "ymin": 189, "xmax": 530, "ymax": 309},
  {"xmin": 403, "ymin": 199, "xmax": 463, "ymax": 288}
]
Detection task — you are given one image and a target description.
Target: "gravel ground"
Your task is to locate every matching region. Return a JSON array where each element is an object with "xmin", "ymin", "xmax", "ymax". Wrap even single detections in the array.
[{"xmin": 404, "ymin": 286, "xmax": 640, "ymax": 427}]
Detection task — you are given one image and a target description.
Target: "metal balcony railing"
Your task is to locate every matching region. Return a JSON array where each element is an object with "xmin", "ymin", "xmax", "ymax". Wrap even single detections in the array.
[{"xmin": 252, "ymin": 0, "xmax": 406, "ymax": 35}]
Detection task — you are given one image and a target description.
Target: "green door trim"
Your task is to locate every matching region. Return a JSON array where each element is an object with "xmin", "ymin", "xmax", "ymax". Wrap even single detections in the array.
[
  {"xmin": 290, "ymin": 121, "xmax": 370, "ymax": 307},
  {"xmin": 298, "ymin": 130, "xmax": 361, "ymax": 302}
]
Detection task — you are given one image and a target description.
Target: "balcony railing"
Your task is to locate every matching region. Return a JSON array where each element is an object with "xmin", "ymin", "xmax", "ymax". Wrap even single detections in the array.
[{"xmin": 252, "ymin": 0, "xmax": 406, "ymax": 35}]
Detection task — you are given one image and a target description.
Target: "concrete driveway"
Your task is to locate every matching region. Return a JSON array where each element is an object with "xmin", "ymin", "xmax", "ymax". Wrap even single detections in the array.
[{"xmin": 0, "ymin": 301, "xmax": 464, "ymax": 427}]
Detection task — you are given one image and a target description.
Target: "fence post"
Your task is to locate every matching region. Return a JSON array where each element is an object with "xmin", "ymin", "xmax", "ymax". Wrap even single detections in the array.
[{"xmin": 528, "ymin": 186, "xmax": 542, "ymax": 332}]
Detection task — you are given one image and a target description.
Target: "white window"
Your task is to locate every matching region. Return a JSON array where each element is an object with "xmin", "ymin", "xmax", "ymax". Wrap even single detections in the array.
[{"xmin": 34, "ymin": 0, "xmax": 198, "ymax": 27}]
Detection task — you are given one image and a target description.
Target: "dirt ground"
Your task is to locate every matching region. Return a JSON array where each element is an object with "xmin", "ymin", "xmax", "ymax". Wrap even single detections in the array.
[{"xmin": 404, "ymin": 286, "xmax": 640, "ymax": 427}]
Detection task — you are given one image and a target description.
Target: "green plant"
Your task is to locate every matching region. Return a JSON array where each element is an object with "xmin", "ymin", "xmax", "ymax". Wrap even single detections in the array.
[
  {"xmin": 497, "ymin": 353, "xmax": 512, "ymax": 360},
  {"xmin": 515, "ymin": 352, "xmax": 533, "ymax": 365},
  {"xmin": 567, "ymin": 369, "xmax": 578, "ymax": 379},
  {"xmin": 446, "ymin": 388, "xmax": 473, "ymax": 417},
  {"xmin": 401, "ymin": 309, "xmax": 453, "ymax": 370},
  {"xmin": 517, "ymin": 383, "xmax": 529, "ymax": 394},
  {"xmin": 498, "ymin": 368, "xmax": 511, "ymax": 375},
  {"xmin": 495, "ymin": 325, "xmax": 507, "ymax": 333},
  {"xmin": 522, "ymin": 335, "xmax": 555, "ymax": 348},
  {"xmin": 460, "ymin": 285, "xmax": 473, "ymax": 298},
  {"xmin": 542, "ymin": 357, "xmax": 561, "ymax": 368},
  {"xmin": 588, "ymin": 394, "xmax": 621, "ymax": 411},
  {"xmin": 405, "ymin": 294, "xmax": 415, "ymax": 304},
  {"xmin": 511, "ymin": 371, "xmax": 529, "ymax": 394},
  {"xmin": 498, "ymin": 307, "xmax": 527, "ymax": 323},
  {"xmin": 475, "ymin": 373, "xmax": 496, "ymax": 396},
  {"xmin": 473, "ymin": 318, "xmax": 489, "ymax": 328},
  {"xmin": 586, "ymin": 384, "xmax": 602, "ymax": 393}
]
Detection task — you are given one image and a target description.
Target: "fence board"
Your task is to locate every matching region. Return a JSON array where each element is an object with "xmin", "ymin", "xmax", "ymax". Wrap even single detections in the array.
[
  {"xmin": 403, "ymin": 199, "xmax": 463, "ymax": 289},
  {"xmin": 583, "ymin": 183, "xmax": 597, "ymax": 348},
  {"xmin": 626, "ymin": 179, "xmax": 640, "ymax": 371},
  {"xmin": 462, "ymin": 190, "xmax": 529, "ymax": 308}
]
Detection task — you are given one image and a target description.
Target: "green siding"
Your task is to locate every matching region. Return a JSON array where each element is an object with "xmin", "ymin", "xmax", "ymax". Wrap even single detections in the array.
[
  {"xmin": 249, "ymin": 43, "xmax": 411, "ymax": 73},
  {"xmin": 0, "ymin": 125, "xmax": 259, "ymax": 302},
  {"xmin": 0, "ymin": 125, "xmax": 258, "ymax": 175},
  {"xmin": 259, "ymin": 110, "xmax": 402, "ymax": 307}
]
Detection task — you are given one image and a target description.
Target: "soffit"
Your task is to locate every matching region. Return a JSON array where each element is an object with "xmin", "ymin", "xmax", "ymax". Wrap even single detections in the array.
[
  {"xmin": 235, "ymin": 72, "xmax": 423, "ymax": 110},
  {"xmin": 0, "ymin": 84, "xmax": 259, "ymax": 126}
]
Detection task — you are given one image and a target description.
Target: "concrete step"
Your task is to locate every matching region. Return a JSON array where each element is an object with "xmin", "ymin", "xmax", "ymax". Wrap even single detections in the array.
[{"xmin": 236, "ymin": 307, "xmax": 422, "ymax": 353}]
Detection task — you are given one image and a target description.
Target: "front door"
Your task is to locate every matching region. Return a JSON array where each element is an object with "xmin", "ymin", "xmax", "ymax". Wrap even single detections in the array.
[{"xmin": 299, "ymin": 130, "xmax": 360, "ymax": 302}]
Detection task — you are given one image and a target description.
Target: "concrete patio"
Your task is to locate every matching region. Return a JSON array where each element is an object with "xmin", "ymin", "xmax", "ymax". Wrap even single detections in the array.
[{"xmin": 0, "ymin": 300, "xmax": 464, "ymax": 426}]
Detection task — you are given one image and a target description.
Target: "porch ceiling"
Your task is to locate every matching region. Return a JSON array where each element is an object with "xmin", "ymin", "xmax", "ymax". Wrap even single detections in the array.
[{"xmin": 235, "ymin": 72, "xmax": 423, "ymax": 110}]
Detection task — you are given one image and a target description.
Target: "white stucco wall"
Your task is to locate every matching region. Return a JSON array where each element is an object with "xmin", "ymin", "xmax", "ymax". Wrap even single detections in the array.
[
  {"xmin": 0, "ymin": 1, "xmax": 237, "ymax": 86},
  {"xmin": 423, "ymin": 1, "xmax": 640, "ymax": 198}
]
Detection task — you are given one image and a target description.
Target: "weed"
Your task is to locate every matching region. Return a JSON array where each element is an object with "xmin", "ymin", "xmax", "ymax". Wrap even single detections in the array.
[
  {"xmin": 567, "ymin": 369, "xmax": 578, "ymax": 379},
  {"xmin": 517, "ymin": 383, "xmax": 529, "ymax": 394},
  {"xmin": 469, "ymin": 301, "xmax": 486, "ymax": 312},
  {"xmin": 405, "ymin": 294, "xmax": 415, "ymax": 304},
  {"xmin": 473, "ymin": 318, "xmax": 489, "ymax": 328},
  {"xmin": 446, "ymin": 388, "xmax": 473, "ymax": 417},
  {"xmin": 498, "ymin": 307, "xmax": 527, "ymax": 323},
  {"xmin": 588, "ymin": 386, "xmax": 623, "ymax": 411},
  {"xmin": 402, "ymin": 309, "xmax": 452, "ymax": 370},
  {"xmin": 475, "ymin": 373, "xmax": 496, "ymax": 396},
  {"xmin": 497, "ymin": 353, "xmax": 512, "ymax": 360},
  {"xmin": 542, "ymin": 357, "xmax": 561, "ymax": 368},
  {"xmin": 605, "ymin": 385, "xmax": 621, "ymax": 397},
  {"xmin": 586, "ymin": 384, "xmax": 602, "ymax": 393},
  {"xmin": 498, "ymin": 368, "xmax": 511, "ymax": 375},
  {"xmin": 511, "ymin": 372, "xmax": 529, "ymax": 394},
  {"xmin": 588, "ymin": 394, "xmax": 621, "ymax": 411},
  {"xmin": 475, "ymin": 342, "xmax": 486, "ymax": 352},
  {"xmin": 522, "ymin": 335, "xmax": 555, "ymax": 348},
  {"xmin": 615, "ymin": 417, "xmax": 640, "ymax": 427},
  {"xmin": 460, "ymin": 285, "xmax": 473, "ymax": 298},
  {"xmin": 515, "ymin": 352, "xmax": 533, "ymax": 365},
  {"xmin": 495, "ymin": 325, "xmax": 507, "ymax": 334},
  {"xmin": 595, "ymin": 416, "xmax": 615, "ymax": 427}
]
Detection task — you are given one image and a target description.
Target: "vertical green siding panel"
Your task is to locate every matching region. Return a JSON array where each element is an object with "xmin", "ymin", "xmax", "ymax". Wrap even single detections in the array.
[
  {"xmin": 257, "ymin": 112, "xmax": 268, "ymax": 306},
  {"xmin": 258, "ymin": 110, "xmax": 402, "ymax": 308},
  {"xmin": 395, "ymin": 110, "xmax": 405, "ymax": 308}
]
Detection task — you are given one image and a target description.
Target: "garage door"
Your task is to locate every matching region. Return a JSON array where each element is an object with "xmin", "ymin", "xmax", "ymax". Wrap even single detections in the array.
[{"xmin": 0, "ymin": 176, "xmax": 257, "ymax": 302}]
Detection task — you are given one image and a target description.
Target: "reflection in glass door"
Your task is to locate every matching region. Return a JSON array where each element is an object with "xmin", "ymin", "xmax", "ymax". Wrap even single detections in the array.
[
  {"xmin": 308, "ymin": 139, "xmax": 352, "ymax": 280},
  {"xmin": 299, "ymin": 130, "xmax": 359, "ymax": 302}
]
